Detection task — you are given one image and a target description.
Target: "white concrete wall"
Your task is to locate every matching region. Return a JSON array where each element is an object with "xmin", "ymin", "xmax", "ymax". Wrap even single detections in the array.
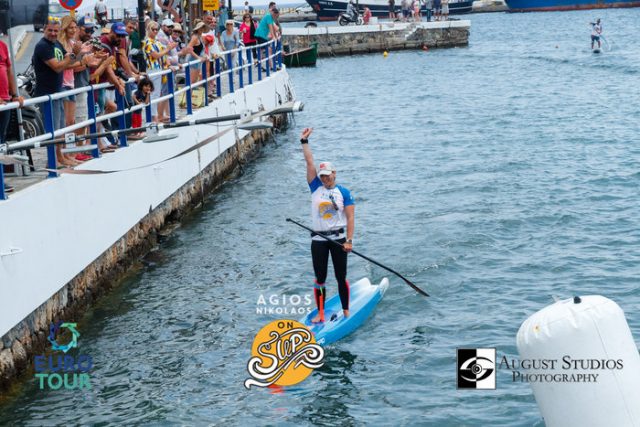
[{"xmin": 0, "ymin": 71, "xmax": 295, "ymax": 338}]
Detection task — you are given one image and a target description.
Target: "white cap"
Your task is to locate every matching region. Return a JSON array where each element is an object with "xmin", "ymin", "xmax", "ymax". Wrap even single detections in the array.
[
  {"xmin": 162, "ymin": 18, "xmax": 174, "ymax": 27},
  {"xmin": 318, "ymin": 162, "xmax": 336, "ymax": 176}
]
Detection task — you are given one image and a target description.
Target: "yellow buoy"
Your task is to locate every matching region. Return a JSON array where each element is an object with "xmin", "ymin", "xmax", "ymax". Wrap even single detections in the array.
[{"xmin": 383, "ymin": 51, "xmax": 388, "ymax": 57}]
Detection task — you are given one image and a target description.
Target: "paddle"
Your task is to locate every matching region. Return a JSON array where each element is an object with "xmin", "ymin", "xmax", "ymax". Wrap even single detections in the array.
[{"xmin": 286, "ymin": 218, "xmax": 430, "ymax": 297}]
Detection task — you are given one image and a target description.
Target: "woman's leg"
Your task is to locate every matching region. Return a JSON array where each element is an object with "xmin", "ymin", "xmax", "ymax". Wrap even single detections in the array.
[
  {"xmin": 329, "ymin": 238, "xmax": 350, "ymax": 315},
  {"xmin": 311, "ymin": 240, "xmax": 330, "ymax": 322}
]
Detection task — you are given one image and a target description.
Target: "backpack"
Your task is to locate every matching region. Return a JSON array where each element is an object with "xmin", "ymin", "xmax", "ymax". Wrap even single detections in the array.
[{"xmin": 249, "ymin": 19, "xmax": 257, "ymax": 39}]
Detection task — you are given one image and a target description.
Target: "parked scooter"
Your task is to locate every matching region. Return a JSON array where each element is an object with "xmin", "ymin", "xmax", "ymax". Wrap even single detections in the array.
[
  {"xmin": 7, "ymin": 64, "xmax": 45, "ymax": 144},
  {"xmin": 338, "ymin": 1, "xmax": 364, "ymax": 25}
]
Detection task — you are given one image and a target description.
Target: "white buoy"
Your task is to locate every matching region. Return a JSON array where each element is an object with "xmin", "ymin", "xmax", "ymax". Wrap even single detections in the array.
[{"xmin": 517, "ymin": 295, "xmax": 640, "ymax": 427}]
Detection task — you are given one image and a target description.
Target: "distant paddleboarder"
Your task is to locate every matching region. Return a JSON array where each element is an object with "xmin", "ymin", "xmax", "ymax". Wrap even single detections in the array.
[
  {"xmin": 300, "ymin": 128, "xmax": 355, "ymax": 323},
  {"xmin": 590, "ymin": 19, "xmax": 602, "ymax": 51}
]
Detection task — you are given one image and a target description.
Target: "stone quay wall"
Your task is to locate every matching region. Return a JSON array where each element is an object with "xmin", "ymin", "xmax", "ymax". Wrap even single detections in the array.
[{"xmin": 282, "ymin": 21, "xmax": 470, "ymax": 56}]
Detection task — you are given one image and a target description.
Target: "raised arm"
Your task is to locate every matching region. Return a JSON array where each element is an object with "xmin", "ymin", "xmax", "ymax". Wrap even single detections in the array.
[{"xmin": 301, "ymin": 127, "xmax": 316, "ymax": 184}]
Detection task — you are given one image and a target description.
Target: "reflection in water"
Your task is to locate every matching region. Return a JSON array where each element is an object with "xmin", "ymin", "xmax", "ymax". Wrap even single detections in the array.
[{"xmin": 298, "ymin": 350, "xmax": 358, "ymax": 426}]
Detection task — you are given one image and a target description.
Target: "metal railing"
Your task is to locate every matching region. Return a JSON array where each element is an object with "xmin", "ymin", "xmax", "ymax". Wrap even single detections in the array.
[{"xmin": 0, "ymin": 38, "xmax": 284, "ymax": 200}]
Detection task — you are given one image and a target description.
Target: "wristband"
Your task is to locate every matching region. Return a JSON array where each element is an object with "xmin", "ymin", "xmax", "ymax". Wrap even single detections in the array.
[{"xmin": 300, "ymin": 138, "xmax": 308, "ymax": 144}]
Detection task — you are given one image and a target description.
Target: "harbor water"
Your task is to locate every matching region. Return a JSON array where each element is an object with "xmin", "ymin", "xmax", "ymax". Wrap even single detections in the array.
[{"xmin": 2, "ymin": 9, "xmax": 640, "ymax": 425}]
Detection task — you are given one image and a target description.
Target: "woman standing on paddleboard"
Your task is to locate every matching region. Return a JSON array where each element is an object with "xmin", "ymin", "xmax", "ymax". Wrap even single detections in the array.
[{"xmin": 301, "ymin": 128, "xmax": 355, "ymax": 323}]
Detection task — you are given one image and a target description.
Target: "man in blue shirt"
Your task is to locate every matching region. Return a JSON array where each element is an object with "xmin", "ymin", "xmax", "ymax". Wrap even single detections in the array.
[{"xmin": 255, "ymin": 7, "xmax": 280, "ymax": 70}]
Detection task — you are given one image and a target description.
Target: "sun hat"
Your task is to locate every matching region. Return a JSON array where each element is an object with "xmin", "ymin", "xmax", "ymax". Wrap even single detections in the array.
[
  {"xmin": 318, "ymin": 162, "xmax": 336, "ymax": 176},
  {"xmin": 193, "ymin": 21, "xmax": 206, "ymax": 32},
  {"xmin": 162, "ymin": 18, "xmax": 174, "ymax": 27}
]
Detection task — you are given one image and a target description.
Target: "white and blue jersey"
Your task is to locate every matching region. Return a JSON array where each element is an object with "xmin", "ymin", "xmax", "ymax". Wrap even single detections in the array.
[{"xmin": 309, "ymin": 177, "xmax": 355, "ymax": 241}]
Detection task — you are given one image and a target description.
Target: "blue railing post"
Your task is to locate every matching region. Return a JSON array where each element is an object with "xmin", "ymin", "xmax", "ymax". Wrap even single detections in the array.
[
  {"xmin": 247, "ymin": 48, "xmax": 253, "ymax": 85},
  {"xmin": 215, "ymin": 58, "xmax": 222, "ymax": 98},
  {"xmin": 87, "ymin": 87, "xmax": 100, "ymax": 158},
  {"xmin": 115, "ymin": 90, "xmax": 128, "ymax": 147},
  {"xmin": 277, "ymin": 40, "xmax": 283, "ymax": 68},
  {"xmin": 227, "ymin": 52, "xmax": 234, "ymax": 93},
  {"xmin": 238, "ymin": 49, "xmax": 244, "ymax": 89},
  {"xmin": 167, "ymin": 70, "xmax": 176, "ymax": 122},
  {"xmin": 257, "ymin": 46, "xmax": 262, "ymax": 81},
  {"xmin": 0, "ymin": 162, "xmax": 5, "ymax": 200},
  {"xmin": 272, "ymin": 40, "xmax": 277, "ymax": 72},
  {"xmin": 202, "ymin": 60, "xmax": 209, "ymax": 106},
  {"xmin": 265, "ymin": 44, "xmax": 271, "ymax": 77},
  {"xmin": 145, "ymin": 92, "xmax": 152, "ymax": 124},
  {"xmin": 185, "ymin": 64, "xmax": 193, "ymax": 115},
  {"xmin": 43, "ymin": 98, "xmax": 57, "ymax": 178}
]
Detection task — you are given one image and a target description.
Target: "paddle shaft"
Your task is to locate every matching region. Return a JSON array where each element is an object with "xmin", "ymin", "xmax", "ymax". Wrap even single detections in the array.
[{"xmin": 286, "ymin": 218, "xmax": 429, "ymax": 297}]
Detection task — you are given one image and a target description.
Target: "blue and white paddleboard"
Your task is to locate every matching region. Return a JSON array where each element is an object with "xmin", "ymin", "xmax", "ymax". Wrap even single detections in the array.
[{"xmin": 300, "ymin": 277, "xmax": 388, "ymax": 346}]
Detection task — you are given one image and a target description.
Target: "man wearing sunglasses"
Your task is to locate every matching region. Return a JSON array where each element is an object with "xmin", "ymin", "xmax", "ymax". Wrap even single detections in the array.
[{"xmin": 301, "ymin": 127, "xmax": 355, "ymax": 323}]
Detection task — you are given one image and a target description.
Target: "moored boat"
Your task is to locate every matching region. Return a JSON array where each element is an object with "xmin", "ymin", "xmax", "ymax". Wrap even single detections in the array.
[
  {"xmin": 305, "ymin": 0, "xmax": 473, "ymax": 20},
  {"xmin": 283, "ymin": 42, "xmax": 319, "ymax": 67},
  {"xmin": 505, "ymin": 0, "xmax": 640, "ymax": 12}
]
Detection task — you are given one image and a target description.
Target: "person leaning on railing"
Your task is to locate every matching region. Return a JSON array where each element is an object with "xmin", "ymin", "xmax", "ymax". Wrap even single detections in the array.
[
  {"xmin": 32, "ymin": 18, "xmax": 92, "ymax": 168},
  {"xmin": 239, "ymin": 13, "xmax": 258, "ymax": 64},
  {"xmin": 220, "ymin": 20, "xmax": 241, "ymax": 67},
  {"xmin": 0, "ymin": 39, "xmax": 23, "ymax": 194},
  {"xmin": 254, "ymin": 7, "xmax": 280, "ymax": 70},
  {"xmin": 143, "ymin": 20, "xmax": 177, "ymax": 123},
  {"xmin": 58, "ymin": 16, "xmax": 85, "ymax": 165},
  {"xmin": 186, "ymin": 20, "xmax": 207, "ymax": 85}
]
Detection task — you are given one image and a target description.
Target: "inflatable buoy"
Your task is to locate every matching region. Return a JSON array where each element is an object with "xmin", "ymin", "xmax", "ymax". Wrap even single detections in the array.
[
  {"xmin": 383, "ymin": 51, "xmax": 388, "ymax": 57},
  {"xmin": 517, "ymin": 296, "xmax": 640, "ymax": 426},
  {"xmin": 422, "ymin": 45, "xmax": 429, "ymax": 51}
]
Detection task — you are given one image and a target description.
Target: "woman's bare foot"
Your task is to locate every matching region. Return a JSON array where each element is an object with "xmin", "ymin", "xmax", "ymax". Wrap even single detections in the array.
[
  {"xmin": 311, "ymin": 313, "xmax": 324, "ymax": 323},
  {"xmin": 343, "ymin": 310, "xmax": 349, "ymax": 318}
]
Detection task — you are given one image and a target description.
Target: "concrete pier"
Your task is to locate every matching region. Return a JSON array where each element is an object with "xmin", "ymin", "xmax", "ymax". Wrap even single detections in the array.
[{"xmin": 282, "ymin": 21, "xmax": 470, "ymax": 56}]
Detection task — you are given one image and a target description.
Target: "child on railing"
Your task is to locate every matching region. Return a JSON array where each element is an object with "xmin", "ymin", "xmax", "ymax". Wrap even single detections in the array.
[{"xmin": 131, "ymin": 77, "xmax": 154, "ymax": 140}]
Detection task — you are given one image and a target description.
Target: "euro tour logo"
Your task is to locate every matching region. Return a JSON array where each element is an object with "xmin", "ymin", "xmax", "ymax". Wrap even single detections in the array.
[
  {"xmin": 245, "ymin": 319, "xmax": 324, "ymax": 389},
  {"xmin": 34, "ymin": 322, "xmax": 93, "ymax": 391},
  {"xmin": 457, "ymin": 348, "xmax": 496, "ymax": 390}
]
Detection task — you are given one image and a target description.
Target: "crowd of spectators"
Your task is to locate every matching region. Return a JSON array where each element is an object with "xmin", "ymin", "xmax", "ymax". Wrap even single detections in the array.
[
  {"xmin": 2, "ymin": 0, "xmax": 283, "ymax": 180},
  {"xmin": 390, "ymin": 0, "xmax": 450, "ymax": 22}
]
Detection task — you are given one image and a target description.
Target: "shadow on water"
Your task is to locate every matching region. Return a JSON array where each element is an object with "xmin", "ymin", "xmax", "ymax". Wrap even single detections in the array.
[{"xmin": 296, "ymin": 349, "xmax": 358, "ymax": 426}]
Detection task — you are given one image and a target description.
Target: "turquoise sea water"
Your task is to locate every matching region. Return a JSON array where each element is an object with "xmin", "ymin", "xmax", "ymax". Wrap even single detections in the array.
[{"xmin": 2, "ymin": 9, "xmax": 640, "ymax": 425}]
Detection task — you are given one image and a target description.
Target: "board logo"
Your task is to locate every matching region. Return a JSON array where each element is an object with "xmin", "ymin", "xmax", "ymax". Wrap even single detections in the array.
[
  {"xmin": 457, "ymin": 348, "xmax": 496, "ymax": 389},
  {"xmin": 244, "ymin": 319, "xmax": 324, "ymax": 389}
]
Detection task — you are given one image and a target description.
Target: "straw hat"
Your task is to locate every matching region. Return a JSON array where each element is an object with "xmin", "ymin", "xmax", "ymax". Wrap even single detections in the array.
[{"xmin": 193, "ymin": 21, "xmax": 206, "ymax": 32}]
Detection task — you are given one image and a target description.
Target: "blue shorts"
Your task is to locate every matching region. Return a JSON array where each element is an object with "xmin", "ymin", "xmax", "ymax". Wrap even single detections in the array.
[
  {"xmin": 591, "ymin": 35, "xmax": 600, "ymax": 41},
  {"xmin": 62, "ymin": 86, "xmax": 76, "ymax": 102}
]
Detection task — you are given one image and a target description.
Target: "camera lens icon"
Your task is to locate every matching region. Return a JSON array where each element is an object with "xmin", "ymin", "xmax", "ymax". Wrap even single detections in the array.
[{"xmin": 460, "ymin": 356, "xmax": 494, "ymax": 382}]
